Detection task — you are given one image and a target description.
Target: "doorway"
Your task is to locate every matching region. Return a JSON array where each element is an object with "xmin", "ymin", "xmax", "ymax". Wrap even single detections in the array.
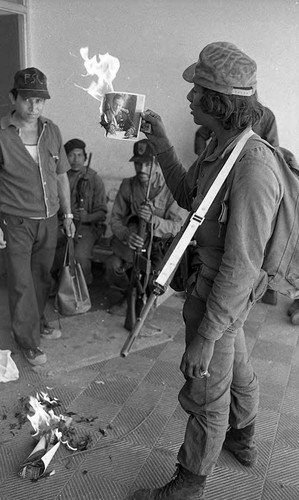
[{"xmin": 0, "ymin": 2, "xmax": 27, "ymax": 119}]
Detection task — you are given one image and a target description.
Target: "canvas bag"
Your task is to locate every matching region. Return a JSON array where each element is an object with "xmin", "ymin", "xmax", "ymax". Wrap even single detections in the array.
[
  {"xmin": 254, "ymin": 141, "xmax": 299, "ymax": 299},
  {"xmin": 55, "ymin": 237, "xmax": 91, "ymax": 315}
]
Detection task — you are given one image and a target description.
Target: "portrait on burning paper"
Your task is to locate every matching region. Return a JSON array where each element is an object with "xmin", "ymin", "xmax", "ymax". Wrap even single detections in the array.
[{"xmin": 100, "ymin": 92, "xmax": 145, "ymax": 140}]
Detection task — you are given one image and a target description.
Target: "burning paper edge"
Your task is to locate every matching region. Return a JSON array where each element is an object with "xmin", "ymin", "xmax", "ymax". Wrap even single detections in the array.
[
  {"xmin": 41, "ymin": 440, "xmax": 61, "ymax": 471},
  {"xmin": 19, "ymin": 393, "xmax": 70, "ymax": 480},
  {"xmin": 19, "ymin": 434, "xmax": 61, "ymax": 479}
]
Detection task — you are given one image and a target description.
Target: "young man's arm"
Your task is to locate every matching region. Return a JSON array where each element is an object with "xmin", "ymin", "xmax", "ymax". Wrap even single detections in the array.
[{"xmin": 57, "ymin": 172, "xmax": 76, "ymax": 238}]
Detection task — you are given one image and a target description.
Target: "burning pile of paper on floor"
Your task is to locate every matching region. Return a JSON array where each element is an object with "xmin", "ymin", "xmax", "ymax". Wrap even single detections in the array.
[{"xmin": 19, "ymin": 392, "xmax": 72, "ymax": 480}]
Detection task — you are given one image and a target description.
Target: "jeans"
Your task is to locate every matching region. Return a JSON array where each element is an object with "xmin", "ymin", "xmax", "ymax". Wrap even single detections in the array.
[
  {"xmin": 1, "ymin": 214, "xmax": 58, "ymax": 350},
  {"xmin": 177, "ymin": 295, "xmax": 259, "ymax": 476}
]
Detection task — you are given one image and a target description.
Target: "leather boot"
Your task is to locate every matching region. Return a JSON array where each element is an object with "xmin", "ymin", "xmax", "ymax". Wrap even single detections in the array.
[
  {"xmin": 287, "ymin": 299, "xmax": 299, "ymax": 316},
  {"xmin": 130, "ymin": 464, "xmax": 206, "ymax": 499},
  {"xmin": 261, "ymin": 288, "xmax": 277, "ymax": 305},
  {"xmin": 288, "ymin": 299, "xmax": 299, "ymax": 324},
  {"xmin": 223, "ymin": 423, "xmax": 258, "ymax": 466}
]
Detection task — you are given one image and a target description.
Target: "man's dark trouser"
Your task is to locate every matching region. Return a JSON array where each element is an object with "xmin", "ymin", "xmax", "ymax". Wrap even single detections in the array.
[
  {"xmin": 177, "ymin": 295, "xmax": 259, "ymax": 476},
  {"xmin": 1, "ymin": 214, "xmax": 58, "ymax": 350}
]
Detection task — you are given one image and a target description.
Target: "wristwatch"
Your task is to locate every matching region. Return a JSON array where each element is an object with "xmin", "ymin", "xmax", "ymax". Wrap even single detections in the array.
[{"xmin": 64, "ymin": 213, "xmax": 74, "ymax": 219}]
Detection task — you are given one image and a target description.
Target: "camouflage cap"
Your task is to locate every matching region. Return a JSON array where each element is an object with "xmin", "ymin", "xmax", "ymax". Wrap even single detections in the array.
[{"xmin": 183, "ymin": 42, "xmax": 257, "ymax": 96}]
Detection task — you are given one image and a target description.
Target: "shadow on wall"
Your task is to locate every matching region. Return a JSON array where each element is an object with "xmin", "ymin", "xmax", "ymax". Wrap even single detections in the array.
[
  {"xmin": 103, "ymin": 176, "xmax": 123, "ymax": 238},
  {"xmin": 0, "ymin": 249, "xmax": 7, "ymax": 277}
]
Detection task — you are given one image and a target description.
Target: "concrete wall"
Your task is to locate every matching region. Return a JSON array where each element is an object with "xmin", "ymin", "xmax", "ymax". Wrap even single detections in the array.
[{"xmin": 25, "ymin": 0, "xmax": 299, "ymax": 183}]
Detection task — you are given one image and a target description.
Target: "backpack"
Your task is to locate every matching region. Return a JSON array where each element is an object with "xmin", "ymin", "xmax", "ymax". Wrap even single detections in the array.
[{"xmin": 257, "ymin": 141, "xmax": 299, "ymax": 299}]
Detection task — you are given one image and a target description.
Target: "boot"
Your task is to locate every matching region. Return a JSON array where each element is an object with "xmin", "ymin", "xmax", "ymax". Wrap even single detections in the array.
[
  {"xmin": 130, "ymin": 464, "xmax": 206, "ymax": 499},
  {"xmin": 288, "ymin": 299, "xmax": 299, "ymax": 324},
  {"xmin": 287, "ymin": 299, "xmax": 299, "ymax": 316},
  {"xmin": 261, "ymin": 288, "xmax": 277, "ymax": 305},
  {"xmin": 223, "ymin": 423, "xmax": 258, "ymax": 466}
]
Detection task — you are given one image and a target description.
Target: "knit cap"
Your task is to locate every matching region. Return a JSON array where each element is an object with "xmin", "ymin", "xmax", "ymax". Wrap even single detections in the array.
[{"xmin": 64, "ymin": 138, "xmax": 86, "ymax": 155}]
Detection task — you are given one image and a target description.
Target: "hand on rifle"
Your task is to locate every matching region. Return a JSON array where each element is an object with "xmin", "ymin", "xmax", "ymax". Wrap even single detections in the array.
[
  {"xmin": 128, "ymin": 232, "xmax": 144, "ymax": 250},
  {"xmin": 73, "ymin": 207, "xmax": 89, "ymax": 223},
  {"xmin": 137, "ymin": 203, "xmax": 153, "ymax": 224}
]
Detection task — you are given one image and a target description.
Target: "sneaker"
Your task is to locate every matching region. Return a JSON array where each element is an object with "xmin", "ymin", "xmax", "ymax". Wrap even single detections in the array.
[
  {"xmin": 22, "ymin": 347, "xmax": 47, "ymax": 366},
  {"xmin": 41, "ymin": 324, "xmax": 62, "ymax": 339}
]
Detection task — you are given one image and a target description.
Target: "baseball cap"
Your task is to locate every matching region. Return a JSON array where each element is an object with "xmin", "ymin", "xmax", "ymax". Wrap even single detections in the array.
[
  {"xmin": 129, "ymin": 139, "xmax": 155, "ymax": 162},
  {"xmin": 183, "ymin": 42, "xmax": 257, "ymax": 96},
  {"xmin": 12, "ymin": 67, "xmax": 51, "ymax": 99},
  {"xmin": 64, "ymin": 138, "xmax": 86, "ymax": 155}
]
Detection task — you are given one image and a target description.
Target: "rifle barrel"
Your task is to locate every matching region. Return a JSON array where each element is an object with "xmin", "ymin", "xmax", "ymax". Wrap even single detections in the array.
[{"xmin": 120, "ymin": 292, "xmax": 157, "ymax": 357}]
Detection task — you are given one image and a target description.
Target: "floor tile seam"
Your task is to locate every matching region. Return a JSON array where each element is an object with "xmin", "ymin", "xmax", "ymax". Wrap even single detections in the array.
[
  {"xmin": 212, "ymin": 462, "xmax": 267, "ymax": 481},
  {"xmin": 69, "ymin": 381, "xmax": 170, "ymax": 456},
  {"xmin": 258, "ymin": 373, "xmax": 292, "ymax": 500},
  {"xmin": 53, "ymin": 423, "xmax": 154, "ymax": 495},
  {"xmin": 64, "ymin": 355, "xmax": 157, "ymax": 410},
  {"xmin": 251, "ymin": 304, "xmax": 293, "ymax": 498}
]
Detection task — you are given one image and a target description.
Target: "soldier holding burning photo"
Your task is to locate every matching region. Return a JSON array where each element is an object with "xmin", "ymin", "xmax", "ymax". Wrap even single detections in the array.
[{"xmin": 130, "ymin": 41, "xmax": 284, "ymax": 500}]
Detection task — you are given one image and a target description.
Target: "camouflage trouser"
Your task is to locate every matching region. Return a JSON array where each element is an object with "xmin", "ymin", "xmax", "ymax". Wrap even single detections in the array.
[{"xmin": 177, "ymin": 294, "xmax": 259, "ymax": 476}]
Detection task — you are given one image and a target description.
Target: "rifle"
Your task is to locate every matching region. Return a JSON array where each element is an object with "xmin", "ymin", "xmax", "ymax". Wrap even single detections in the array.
[
  {"xmin": 120, "ymin": 129, "xmax": 255, "ymax": 356},
  {"xmin": 76, "ymin": 153, "xmax": 92, "ymax": 239},
  {"xmin": 124, "ymin": 160, "xmax": 154, "ymax": 332},
  {"xmin": 121, "ymin": 213, "xmax": 191, "ymax": 356}
]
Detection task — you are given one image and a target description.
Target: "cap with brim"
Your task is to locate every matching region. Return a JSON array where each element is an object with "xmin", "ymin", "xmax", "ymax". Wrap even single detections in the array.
[
  {"xmin": 129, "ymin": 139, "xmax": 155, "ymax": 162},
  {"xmin": 183, "ymin": 42, "xmax": 257, "ymax": 97},
  {"xmin": 16, "ymin": 89, "xmax": 51, "ymax": 99},
  {"xmin": 12, "ymin": 67, "xmax": 51, "ymax": 99},
  {"xmin": 129, "ymin": 154, "xmax": 154, "ymax": 162}
]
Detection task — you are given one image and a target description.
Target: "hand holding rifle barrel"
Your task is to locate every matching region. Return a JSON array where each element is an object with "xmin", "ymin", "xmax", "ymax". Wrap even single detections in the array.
[{"xmin": 124, "ymin": 160, "xmax": 154, "ymax": 333}]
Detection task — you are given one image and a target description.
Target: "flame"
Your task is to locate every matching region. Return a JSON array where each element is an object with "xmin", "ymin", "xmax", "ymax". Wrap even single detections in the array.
[
  {"xmin": 75, "ymin": 46, "xmax": 120, "ymax": 108},
  {"xmin": 27, "ymin": 395, "xmax": 60, "ymax": 437}
]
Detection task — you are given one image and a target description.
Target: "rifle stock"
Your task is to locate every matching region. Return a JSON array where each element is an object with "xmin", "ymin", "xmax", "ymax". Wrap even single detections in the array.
[{"xmin": 124, "ymin": 249, "xmax": 151, "ymax": 331}]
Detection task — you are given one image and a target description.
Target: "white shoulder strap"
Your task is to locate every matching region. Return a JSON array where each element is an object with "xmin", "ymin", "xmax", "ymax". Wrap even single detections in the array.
[
  {"xmin": 193, "ymin": 129, "xmax": 254, "ymax": 224},
  {"xmin": 154, "ymin": 129, "xmax": 254, "ymax": 290}
]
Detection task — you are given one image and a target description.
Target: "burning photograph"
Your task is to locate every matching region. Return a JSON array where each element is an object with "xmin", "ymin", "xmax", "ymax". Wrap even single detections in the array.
[{"xmin": 100, "ymin": 92, "xmax": 145, "ymax": 140}]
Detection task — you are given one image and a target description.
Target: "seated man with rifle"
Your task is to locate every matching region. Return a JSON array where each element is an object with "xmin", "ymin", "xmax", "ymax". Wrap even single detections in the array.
[
  {"xmin": 51, "ymin": 138, "xmax": 107, "ymax": 287},
  {"xmin": 105, "ymin": 139, "xmax": 184, "ymax": 330}
]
